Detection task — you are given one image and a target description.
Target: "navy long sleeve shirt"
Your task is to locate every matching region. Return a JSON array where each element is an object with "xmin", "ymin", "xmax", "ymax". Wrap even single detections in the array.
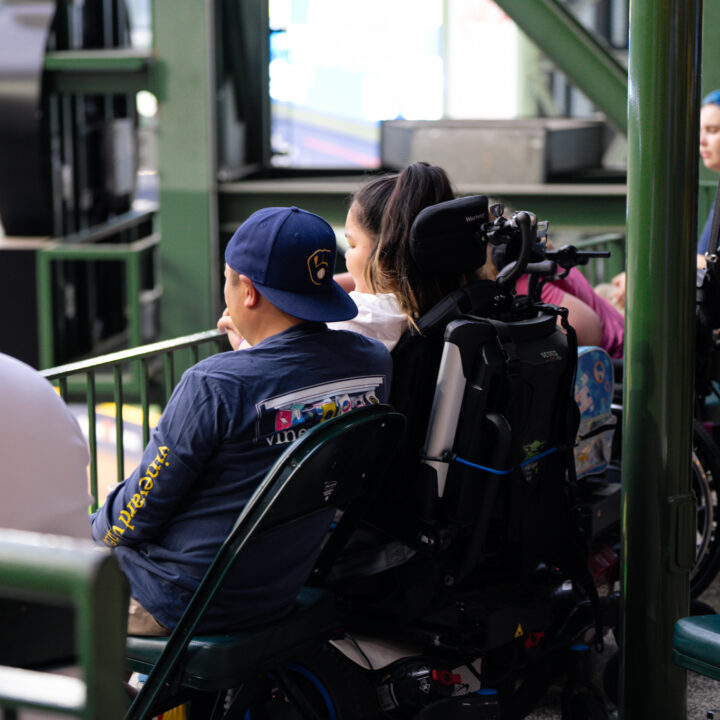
[{"xmin": 91, "ymin": 322, "xmax": 392, "ymax": 632}]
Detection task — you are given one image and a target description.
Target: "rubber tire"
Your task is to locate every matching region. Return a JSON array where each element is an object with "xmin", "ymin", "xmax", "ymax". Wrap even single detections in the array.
[
  {"xmin": 690, "ymin": 421, "xmax": 720, "ymax": 597},
  {"xmin": 247, "ymin": 643, "xmax": 382, "ymax": 720},
  {"xmin": 561, "ymin": 685, "xmax": 610, "ymax": 720}
]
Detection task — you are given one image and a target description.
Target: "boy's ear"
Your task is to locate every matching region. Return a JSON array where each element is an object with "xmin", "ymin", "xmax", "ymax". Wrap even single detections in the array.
[{"xmin": 239, "ymin": 275, "xmax": 260, "ymax": 308}]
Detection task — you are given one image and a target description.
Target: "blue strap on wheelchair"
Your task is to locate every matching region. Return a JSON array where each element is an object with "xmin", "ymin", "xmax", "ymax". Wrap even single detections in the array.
[{"xmin": 426, "ymin": 446, "xmax": 560, "ymax": 476}]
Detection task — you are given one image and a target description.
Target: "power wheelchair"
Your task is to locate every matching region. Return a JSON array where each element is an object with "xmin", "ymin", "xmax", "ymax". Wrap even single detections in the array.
[{"xmin": 295, "ymin": 196, "xmax": 623, "ymax": 720}]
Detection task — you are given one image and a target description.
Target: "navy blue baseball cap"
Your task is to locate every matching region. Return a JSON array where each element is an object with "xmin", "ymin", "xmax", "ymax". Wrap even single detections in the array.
[{"xmin": 225, "ymin": 206, "xmax": 357, "ymax": 322}]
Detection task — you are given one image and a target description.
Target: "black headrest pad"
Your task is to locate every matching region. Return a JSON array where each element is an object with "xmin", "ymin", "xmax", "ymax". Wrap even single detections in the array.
[{"xmin": 409, "ymin": 195, "xmax": 489, "ymax": 273}]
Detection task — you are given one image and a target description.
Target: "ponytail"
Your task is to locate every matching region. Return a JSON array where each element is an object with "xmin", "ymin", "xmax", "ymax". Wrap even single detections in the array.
[{"xmin": 352, "ymin": 161, "xmax": 471, "ymax": 319}]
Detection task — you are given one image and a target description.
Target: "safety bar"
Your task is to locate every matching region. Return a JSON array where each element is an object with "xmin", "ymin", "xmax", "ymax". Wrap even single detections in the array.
[{"xmin": 41, "ymin": 329, "xmax": 227, "ymax": 511}]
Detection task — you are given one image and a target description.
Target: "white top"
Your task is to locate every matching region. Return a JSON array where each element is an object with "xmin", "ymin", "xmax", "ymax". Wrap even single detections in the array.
[
  {"xmin": 329, "ymin": 292, "xmax": 408, "ymax": 351},
  {"xmin": 0, "ymin": 353, "xmax": 91, "ymax": 538}
]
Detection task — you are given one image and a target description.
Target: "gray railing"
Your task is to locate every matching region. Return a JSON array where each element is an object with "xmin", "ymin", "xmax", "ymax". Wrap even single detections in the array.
[{"xmin": 41, "ymin": 329, "xmax": 227, "ymax": 511}]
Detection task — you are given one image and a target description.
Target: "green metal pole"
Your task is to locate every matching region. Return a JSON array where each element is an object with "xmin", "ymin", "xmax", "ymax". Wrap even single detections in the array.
[
  {"xmin": 152, "ymin": 0, "xmax": 219, "ymax": 338},
  {"xmin": 492, "ymin": 0, "xmax": 628, "ymax": 133},
  {"xmin": 621, "ymin": 1, "xmax": 701, "ymax": 718},
  {"xmin": 36, "ymin": 248, "xmax": 55, "ymax": 369}
]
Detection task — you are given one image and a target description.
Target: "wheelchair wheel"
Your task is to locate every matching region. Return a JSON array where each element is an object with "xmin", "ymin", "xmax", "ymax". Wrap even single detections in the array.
[
  {"xmin": 246, "ymin": 643, "xmax": 381, "ymax": 720},
  {"xmin": 690, "ymin": 421, "xmax": 720, "ymax": 597}
]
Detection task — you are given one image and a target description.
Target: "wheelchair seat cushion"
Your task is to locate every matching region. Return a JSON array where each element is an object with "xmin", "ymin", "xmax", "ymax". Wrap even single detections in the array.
[{"xmin": 125, "ymin": 586, "xmax": 337, "ymax": 691}]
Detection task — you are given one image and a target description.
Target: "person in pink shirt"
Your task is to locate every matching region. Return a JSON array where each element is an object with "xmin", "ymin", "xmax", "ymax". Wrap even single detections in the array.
[{"xmin": 516, "ymin": 268, "xmax": 624, "ymax": 358}]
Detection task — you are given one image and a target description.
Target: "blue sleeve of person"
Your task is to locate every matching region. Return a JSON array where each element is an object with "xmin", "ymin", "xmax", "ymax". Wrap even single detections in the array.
[{"xmin": 90, "ymin": 368, "xmax": 229, "ymax": 547}]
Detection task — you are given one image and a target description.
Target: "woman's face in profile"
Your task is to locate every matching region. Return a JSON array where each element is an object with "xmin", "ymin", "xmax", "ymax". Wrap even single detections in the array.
[
  {"xmin": 700, "ymin": 103, "xmax": 720, "ymax": 173},
  {"xmin": 344, "ymin": 204, "xmax": 376, "ymax": 294}
]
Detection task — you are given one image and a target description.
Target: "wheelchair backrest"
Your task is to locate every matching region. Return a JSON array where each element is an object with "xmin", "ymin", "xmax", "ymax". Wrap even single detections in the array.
[
  {"xmin": 380, "ymin": 196, "xmax": 582, "ymax": 582},
  {"xmin": 396, "ymin": 307, "xmax": 578, "ymax": 584}
]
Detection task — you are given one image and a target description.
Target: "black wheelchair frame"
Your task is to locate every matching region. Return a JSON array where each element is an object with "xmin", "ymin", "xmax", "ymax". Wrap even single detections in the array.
[{"xmin": 301, "ymin": 197, "xmax": 621, "ymax": 720}]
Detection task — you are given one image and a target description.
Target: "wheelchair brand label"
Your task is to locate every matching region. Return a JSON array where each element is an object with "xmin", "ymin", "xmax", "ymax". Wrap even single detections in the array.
[{"xmin": 540, "ymin": 350, "xmax": 562, "ymax": 362}]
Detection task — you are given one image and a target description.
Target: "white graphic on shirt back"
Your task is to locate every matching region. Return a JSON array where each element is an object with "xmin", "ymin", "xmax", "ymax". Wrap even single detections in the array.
[{"xmin": 258, "ymin": 376, "xmax": 383, "ymax": 447}]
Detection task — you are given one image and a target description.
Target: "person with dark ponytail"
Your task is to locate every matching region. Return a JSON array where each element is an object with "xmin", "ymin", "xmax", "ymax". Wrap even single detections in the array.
[{"xmin": 330, "ymin": 161, "xmax": 476, "ymax": 349}]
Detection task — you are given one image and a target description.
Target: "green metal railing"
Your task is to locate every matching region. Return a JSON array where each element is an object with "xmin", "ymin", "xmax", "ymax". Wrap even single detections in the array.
[
  {"xmin": 36, "ymin": 209, "xmax": 160, "ymax": 370},
  {"xmin": 0, "ymin": 531, "xmax": 129, "ymax": 719},
  {"xmin": 41, "ymin": 329, "xmax": 227, "ymax": 511}
]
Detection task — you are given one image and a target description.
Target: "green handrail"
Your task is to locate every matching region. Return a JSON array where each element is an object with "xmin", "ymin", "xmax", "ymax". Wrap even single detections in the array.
[
  {"xmin": 0, "ymin": 530, "xmax": 129, "ymax": 719},
  {"xmin": 42, "ymin": 329, "xmax": 227, "ymax": 511}
]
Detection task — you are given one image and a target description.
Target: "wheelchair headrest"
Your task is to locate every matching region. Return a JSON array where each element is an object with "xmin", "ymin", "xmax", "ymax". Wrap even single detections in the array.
[{"xmin": 409, "ymin": 195, "xmax": 489, "ymax": 274}]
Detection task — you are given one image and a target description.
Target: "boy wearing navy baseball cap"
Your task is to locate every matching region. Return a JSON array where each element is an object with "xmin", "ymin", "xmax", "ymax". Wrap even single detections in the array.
[
  {"xmin": 92, "ymin": 207, "xmax": 392, "ymax": 636},
  {"xmin": 218, "ymin": 206, "xmax": 357, "ymax": 348}
]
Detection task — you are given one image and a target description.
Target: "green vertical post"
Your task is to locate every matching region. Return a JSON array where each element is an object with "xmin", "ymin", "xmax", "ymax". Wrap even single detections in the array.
[
  {"xmin": 152, "ymin": 0, "xmax": 219, "ymax": 338},
  {"xmin": 621, "ymin": 1, "xmax": 701, "ymax": 718},
  {"xmin": 36, "ymin": 248, "xmax": 55, "ymax": 368}
]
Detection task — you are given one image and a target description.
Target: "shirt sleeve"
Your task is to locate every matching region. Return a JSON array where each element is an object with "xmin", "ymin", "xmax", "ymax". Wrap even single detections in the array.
[{"xmin": 90, "ymin": 368, "xmax": 230, "ymax": 548}]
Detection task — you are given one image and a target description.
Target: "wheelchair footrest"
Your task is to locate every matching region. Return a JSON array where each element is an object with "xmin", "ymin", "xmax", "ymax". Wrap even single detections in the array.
[{"xmin": 672, "ymin": 615, "xmax": 720, "ymax": 680}]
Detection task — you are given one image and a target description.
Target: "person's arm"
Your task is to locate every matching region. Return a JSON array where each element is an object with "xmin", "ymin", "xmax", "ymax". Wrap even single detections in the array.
[
  {"xmin": 334, "ymin": 272, "xmax": 356, "ymax": 292},
  {"xmin": 90, "ymin": 369, "xmax": 227, "ymax": 548},
  {"xmin": 557, "ymin": 292, "xmax": 603, "ymax": 346},
  {"xmin": 611, "ymin": 272, "xmax": 626, "ymax": 310},
  {"xmin": 537, "ymin": 280, "xmax": 603, "ymax": 347}
]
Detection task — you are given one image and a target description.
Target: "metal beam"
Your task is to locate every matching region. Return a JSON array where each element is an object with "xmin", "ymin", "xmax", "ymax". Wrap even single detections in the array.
[
  {"xmin": 621, "ymin": 1, "xmax": 701, "ymax": 718},
  {"xmin": 44, "ymin": 49, "xmax": 153, "ymax": 94},
  {"xmin": 493, "ymin": 0, "xmax": 628, "ymax": 133},
  {"xmin": 218, "ymin": 179, "xmax": 628, "ymax": 233}
]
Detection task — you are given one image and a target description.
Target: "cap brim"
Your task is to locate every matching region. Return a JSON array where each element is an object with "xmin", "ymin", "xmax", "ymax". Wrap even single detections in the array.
[{"xmin": 254, "ymin": 279, "xmax": 359, "ymax": 322}]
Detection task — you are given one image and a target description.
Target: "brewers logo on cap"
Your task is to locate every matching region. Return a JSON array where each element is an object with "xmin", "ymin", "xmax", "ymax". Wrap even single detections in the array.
[
  {"xmin": 224, "ymin": 207, "xmax": 357, "ymax": 321},
  {"xmin": 307, "ymin": 249, "xmax": 331, "ymax": 286}
]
